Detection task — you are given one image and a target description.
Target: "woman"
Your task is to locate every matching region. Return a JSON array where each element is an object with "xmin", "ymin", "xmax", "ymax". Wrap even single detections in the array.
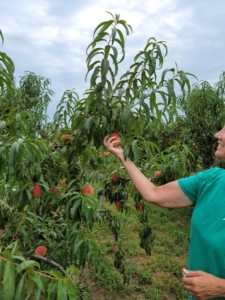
[{"xmin": 103, "ymin": 127, "xmax": 225, "ymax": 300}]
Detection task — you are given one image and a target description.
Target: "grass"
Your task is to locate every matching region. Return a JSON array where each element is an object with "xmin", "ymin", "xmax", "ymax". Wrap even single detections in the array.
[{"xmin": 82, "ymin": 199, "xmax": 192, "ymax": 299}]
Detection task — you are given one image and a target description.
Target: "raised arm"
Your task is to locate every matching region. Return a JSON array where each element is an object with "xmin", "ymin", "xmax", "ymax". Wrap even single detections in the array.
[{"xmin": 103, "ymin": 137, "xmax": 193, "ymax": 208}]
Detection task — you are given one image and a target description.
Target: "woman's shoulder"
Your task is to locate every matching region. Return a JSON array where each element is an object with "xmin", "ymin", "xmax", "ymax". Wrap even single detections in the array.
[
  {"xmin": 200, "ymin": 167, "xmax": 225, "ymax": 175},
  {"xmin": 193, "ymin": 167, "xmax": 225, "ymax": 183}
]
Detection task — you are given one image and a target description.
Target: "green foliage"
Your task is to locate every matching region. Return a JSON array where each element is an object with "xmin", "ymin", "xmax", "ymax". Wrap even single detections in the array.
[
  {"xmin": 0, "ymin": 30, "xmax": 15, "ymax": 92},
  {"xmin": 0, "ymin": 243, "xmax": 91, "ymax": 299},
  {"xmin": 0, "ymin": 71, "xmax": 54, "ymax": 138},
  {"xmin": 53, "ymin": 12, "xmax": 195, "ymax": 158},
  {"xmin": 0, "ymin": 11, "xmax": 213, "ymax": 299},
  {"xmin": 177, "ymin": 80, "xmax": 225, "ymax": 168}
]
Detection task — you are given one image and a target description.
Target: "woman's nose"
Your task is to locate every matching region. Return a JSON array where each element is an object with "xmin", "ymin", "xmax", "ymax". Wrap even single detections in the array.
[{"xmin": 214, "ymin": 132, "xmax": 222, "ymax": 139}]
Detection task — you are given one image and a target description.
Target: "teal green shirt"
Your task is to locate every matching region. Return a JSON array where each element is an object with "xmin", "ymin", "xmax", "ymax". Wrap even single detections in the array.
[{"xmin": 178, "ymin": 168, "xmax": 225, "ymax": 300}]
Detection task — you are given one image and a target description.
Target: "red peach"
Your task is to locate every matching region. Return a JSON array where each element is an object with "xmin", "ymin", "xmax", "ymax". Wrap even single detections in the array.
[
  {"xmin": 111, "ymin": 174, "xmax": 118, "ymax": 181},
  {"xmin": 111, "ymin": 133, "xmax": 120, "ymax": 147},
  {"xmin": 136, "ymin": 203, "xmax": 144, "ymax": 211},
  {"xmin": 51, "ymin": 185, "xmax": 60, "ymax": 195},
  {"xmin": 116, "ymin": 201, "xmax": 122, "ymax": 210},
  {"xmin": 35, "ymin": 245, "xmax": 47, "ymax": 256},
  {"xmin": 82, "ymin": 185, "xmax": 94, "ymax": 195},
  {"xmin": 33, "ymin": 184, "xmax": 42, "ymax": 197}
]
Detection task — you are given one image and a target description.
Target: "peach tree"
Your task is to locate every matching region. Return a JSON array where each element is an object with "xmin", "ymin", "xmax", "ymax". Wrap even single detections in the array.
[
  {"xmin": 0, "ymin": 12, "xmax": 195, "ymax": 299},
  {"xmin": 53, "ymin": 10, "xmax": 195, "ymax": 282}
]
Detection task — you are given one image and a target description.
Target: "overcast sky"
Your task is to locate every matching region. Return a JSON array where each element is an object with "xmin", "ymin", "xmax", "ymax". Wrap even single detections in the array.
[{"xmin": 1, "ymin": 0, "xmax": 225, "ymax": 120}]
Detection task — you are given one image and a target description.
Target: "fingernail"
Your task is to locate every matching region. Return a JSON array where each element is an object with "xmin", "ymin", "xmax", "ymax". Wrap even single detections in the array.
[{"xmin": 183, "ymin": 268, "xmax": 192, "ymax": 278}]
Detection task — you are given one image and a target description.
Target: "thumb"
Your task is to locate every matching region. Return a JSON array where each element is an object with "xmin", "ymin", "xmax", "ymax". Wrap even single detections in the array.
[{"xmin": 183, "ymin": 268, "xmax": 202, "ymax": 277}]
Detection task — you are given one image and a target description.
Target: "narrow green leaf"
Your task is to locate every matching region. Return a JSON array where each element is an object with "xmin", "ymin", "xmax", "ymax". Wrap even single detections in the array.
[
  {"xmin": 67, "ymin": 281, "xmax": 80, "ymax": 300},
  {"xmin": 26, "ymin": 270, "xmax": 35, "ymax": 299},
  {"xmin": 90, "ymin": 65, "xmax": 101, "ymax": 87},
  {"xmin": 166, "ymin": 79, "xmax": 175, "ymax": 104},
  {"xmin": 105, "ymin": 11, "xmax": 116, "ymax": 20},
  {"xmin": 101, "ymin": 59, "xmax": 109, "ymax": 78},
  {"xmin": 116, "ymin": 28, "xmax": 125, "ymax": 50},
  {"xmin": 132, "ymin": 140, "xmax": 139, "ymax": 162},
  {"xmin": 86, "ymin": 47, "xmax": 103, "ymax": 65},
  {"xmin": 8, "ymin": 141, "xmax": 17, "ymax": 166},
  {"xmin": 14, "ymin": 274, "xmax": 26, "ymax": 300},
  {"xmin": 86, "ymin": 32, "xmax": 109, "ymax": 53},
  {"xmin": 29, "ymin": 272, "xmax": 45, "ymax": 293},
  {"xmin": 79, "ymin": 241, "xmax": 88, "ymax": 269},
  {"xmin": 46, "ymin": 270, "xmax": 64, "ymax": 280},
  {"xmin": 109, "ymin": 53, "xmax": 118, "ymax": 77},
  {"xmin": 111, "ymin": 27, "xmax": 117, "ymax": 44},
  {"xmin": 118, "ymin": 20, "xmax": 132, "ymax": 35},
  {"xmin": 161, "ymin": 68, "xmax": 174, "ymax": 83},
  {"xmin": 93, "ymin": 20, "xmax": 114, "ymax": 38},
  {"xmin": 70, "ymin": 198, "xmax": 82, "ymax": 220},
  {"xmin": 57, "ymin": 279, "xmax": 68, "ymax": 300},
  {"xmin": 3, "ymin": 261, "xmax": 15, "ymax": 300},
  {"xmin": 104, "ymin": 45, "xmax": 110, "ymax": 60},
  {"xmin": 0, "ymin": 29, "xmax": 4, "ymax": 44},
  {"xmin": 33, "ymin": 288, "xmax": 42, "ymax": 300}
]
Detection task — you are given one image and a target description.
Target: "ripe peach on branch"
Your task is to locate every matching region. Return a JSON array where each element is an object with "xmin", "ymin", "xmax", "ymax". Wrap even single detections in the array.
[
  {"xmin": 33, "ymin": 183, "xmax": 42, "ymax": 198},
  {"xmin": 61, "ymin": 133, "xmax": 72, "ymax": 145},
  {"xmin": 50, "ymin": 185, "xmax": 60, "ymax": 195},
  {"xmin": 136, "ymin": 203, "xmax": 144, "ymax": 211},
  {"xmin": 61, "ymin": 178, "xmax": 67, "ymax": 187},
  {"xmin": 82, "ymin": 185, "xmax": 94, "ymax": 195},
  {"xmin": 111, "ymin": 173, "xmax": 118, "ymax": 181},
  {"xmin": 35, "ymin": 245, "xmax": 47, "ymax": 256},
  {"xmin": 116, "ymin": 201, "xmax": 122, "ymax": 210}
]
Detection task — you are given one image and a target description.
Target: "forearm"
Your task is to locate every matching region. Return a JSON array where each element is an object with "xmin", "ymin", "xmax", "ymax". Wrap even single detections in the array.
[
  {"xmin": 215, "ymin": 278, "xmax": 225, "ymax": 298},
  {"xmin": 119, "ymin": 155, "xmax": 192, "ymax": 208},
  {"xmin": 103, "ymin": 136, "xmax": 192, "ymax": 208},
  {"xmin": 119, "ymin": 155, "xmax": 157, "ymax": 202}
]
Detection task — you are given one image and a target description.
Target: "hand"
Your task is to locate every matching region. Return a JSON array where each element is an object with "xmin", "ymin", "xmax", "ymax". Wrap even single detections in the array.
[
  {"xmin": 103, "ymin": 136, "xmax": 124, "ymax": 161},
  {"xmin": 182, "ymin": 269, "xmax": 225, "ymax": 299}
]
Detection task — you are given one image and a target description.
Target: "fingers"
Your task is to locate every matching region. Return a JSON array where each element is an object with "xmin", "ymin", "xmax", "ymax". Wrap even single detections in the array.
[
  {"xmin": 104, "ymin": 136, "xmax": 118, "ymax": 148},
  {"xmin": 103, "ymin": 136, "xmax": 112, "ymax": 147},
  {"xmin": 103, "ymin": 136, "xmax": 108, "ymax": 146}
]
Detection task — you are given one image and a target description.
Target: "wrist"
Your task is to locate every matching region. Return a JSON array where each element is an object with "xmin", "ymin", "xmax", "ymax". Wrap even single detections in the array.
[{"xmin": 119, "ymin": 154, "xmax": 129, "ymax": 164}]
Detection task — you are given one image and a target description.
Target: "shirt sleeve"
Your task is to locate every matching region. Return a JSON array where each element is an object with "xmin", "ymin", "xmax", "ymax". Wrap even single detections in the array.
[{"xmin": 177, "ymin": 172, "xmax": 204, "ymax": 203}]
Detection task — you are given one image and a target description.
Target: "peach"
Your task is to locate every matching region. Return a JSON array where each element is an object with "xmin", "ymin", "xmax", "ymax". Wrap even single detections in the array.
[
  {"xmin": 61, "ymin": 178, "xmax": 67, "ymax": 187},
  {"xmin": 116, "ymin": 201, "xmax": 122, "ymax": 210},
  {"xmin": 50, "ymin": 185, "xmax": 60, "ymax": 195},
  {"xmin": 61, "ymin": 133, "xmax": 72, "ymax": 145},
  {"xmin": 35, "ymin": 245, "xmax": 47, "ymax": 256},
  {"xmin": 136, "ymin": 203, "xmax": 144, "ymax": 211},
  {"xmin": 33, "ymin": 184, "xmax": 42, "ymax": 198},
  {"xmin": 82, "ymin": 185, "xmax": 94, "ymax": 195},
  {"xmin": 111, "ymin": 174, "xmax": 118, "ymax": 181},
  {"xmin": 111, "ymin": 133, "xmax": 120, "ymax": 147}
]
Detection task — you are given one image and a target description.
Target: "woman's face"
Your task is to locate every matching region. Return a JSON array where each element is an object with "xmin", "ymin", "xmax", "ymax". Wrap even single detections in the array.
[{"xmin": 214, "ymin": 127, "xmax": 225, "ymax": 160}]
